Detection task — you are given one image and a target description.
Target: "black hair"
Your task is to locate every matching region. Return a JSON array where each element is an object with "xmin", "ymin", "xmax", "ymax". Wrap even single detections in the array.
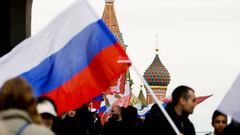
[
  {"xmin": 212, "ymin": 110, "xmax": 227, "ymax": 123},
  {"xmin": 126, "ymin": 105, "xmax": 138, "ymax": 121},
  {"xmin": 171, "ymin": 85, "xmax": 194, "ymax": 106}
]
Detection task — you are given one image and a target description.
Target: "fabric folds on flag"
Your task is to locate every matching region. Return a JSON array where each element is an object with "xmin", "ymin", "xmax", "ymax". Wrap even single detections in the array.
[
  {"xmin": 0, "ymin": 0, "xmax": 130, "ymax": 115},
  {"xmin": 218, "ymin": 74, "xmax": 240, "ymax": 123}
]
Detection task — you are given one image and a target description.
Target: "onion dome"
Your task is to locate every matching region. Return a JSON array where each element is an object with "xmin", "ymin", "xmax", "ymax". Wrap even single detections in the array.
[{"xmin": 143, "ymin": 50, "xmax": 170, "ymax": 86}]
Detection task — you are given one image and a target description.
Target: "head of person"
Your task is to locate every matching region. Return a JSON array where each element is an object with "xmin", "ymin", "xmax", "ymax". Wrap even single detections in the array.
[
  {"xmin": 171, "ymin": 85, "xmax": 196, "ymax": 114},
  {"xmin": 126, "ymin": 106, "xmax": 138, "ymax": 121},
  {"xmin": 67, "ymin": 110, "xmax": 76, "ymax": 118},
  {"xmin": 37, "ymin": 96, "xmax": 57, "ymax": 128},
  {"xmin": 212, "ymin": 110, "xmax": 227, "ymax": 134},
  {"xmin": 91, "ymin": 111, "xmax": 99, "ymax": 123},
  {"xmin": 0, "ymin": 77, "xmax": 41, "ymax": 124},
  {"xmin": 110, "ymin": 105, "xmax": 122, "ymax": 121}
]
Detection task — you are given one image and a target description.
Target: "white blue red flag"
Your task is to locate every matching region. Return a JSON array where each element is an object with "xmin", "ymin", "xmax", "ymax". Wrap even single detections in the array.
[{"xmin": 0, "ymin": 0, "xmax": 130, "ymax": 115}]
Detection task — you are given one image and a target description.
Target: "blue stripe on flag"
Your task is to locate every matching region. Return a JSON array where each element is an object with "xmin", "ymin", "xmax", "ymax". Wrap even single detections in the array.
[
  {"xmin": 99, "ymin": 106, "xmax": 107, "ymax": 113},
  {"xmin": 93, "ymin": 95, "xmax": 103, "ymax": 101},
  {"xmin": 21, "ymin": 20, "xmax": 117, "ymax": 96}
]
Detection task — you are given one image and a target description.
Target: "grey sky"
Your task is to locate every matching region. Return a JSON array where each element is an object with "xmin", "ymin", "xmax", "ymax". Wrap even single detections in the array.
[{"xmin": 32, "ymin": 0, "xmax": 240, "ymax": 132}]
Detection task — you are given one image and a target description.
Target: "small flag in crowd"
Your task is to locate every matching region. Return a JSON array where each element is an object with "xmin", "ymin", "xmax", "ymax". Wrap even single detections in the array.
[
  {"xmin": 101, "ymin": 95, "xmax": 131, "ymax": 125},
  {"xmin": 100, "ymin": 81, "xmax": 131, "ymax": 125},
  {"xmin": 88, "ymin": 95, "xmax": 103, "ymax": 112}
]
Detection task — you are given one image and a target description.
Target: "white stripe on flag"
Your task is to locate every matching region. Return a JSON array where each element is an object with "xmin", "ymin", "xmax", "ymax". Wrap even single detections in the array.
[{"xmin": 0, "ymin": 0, "xmax": 98, "ymax": 86}]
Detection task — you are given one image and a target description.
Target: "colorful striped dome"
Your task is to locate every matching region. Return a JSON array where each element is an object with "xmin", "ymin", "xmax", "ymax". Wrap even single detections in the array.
[{"xmin": 143, "ymin": 54, "xmax": 170, "ymax": 86}]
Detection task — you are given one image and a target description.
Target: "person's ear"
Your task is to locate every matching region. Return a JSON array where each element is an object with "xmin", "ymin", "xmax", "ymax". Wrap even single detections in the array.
[{"xmin": 179, "ymin": 97, "xmax": 186, "ymax": 106}]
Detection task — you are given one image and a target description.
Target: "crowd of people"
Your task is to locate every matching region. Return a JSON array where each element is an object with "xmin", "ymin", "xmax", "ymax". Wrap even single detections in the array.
[{"xmin": 0, "ymin": 77, "xmax": 240, "ymax": 135}]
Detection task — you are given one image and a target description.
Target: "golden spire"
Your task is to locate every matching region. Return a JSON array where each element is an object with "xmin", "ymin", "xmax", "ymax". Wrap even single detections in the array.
[{"xmin": 155, "ymin": 34, "xmax": 159, "ymax": 54}]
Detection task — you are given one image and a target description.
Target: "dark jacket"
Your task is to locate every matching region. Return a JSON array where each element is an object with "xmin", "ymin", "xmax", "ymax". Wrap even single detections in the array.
[
  {"xmin": 103, "ymin": 118, "xmax": 129, "ymax": 135},
  {"xmin": 59, "ymin": 106, "xmax": 92, "ymax": 135},
  {"xmin": 223, "ymin": 120, "xmax": 240, "ymax": 135},
  {"xmin": 144, "ymin": 103, "xmax": 195, "ymax": 135}
]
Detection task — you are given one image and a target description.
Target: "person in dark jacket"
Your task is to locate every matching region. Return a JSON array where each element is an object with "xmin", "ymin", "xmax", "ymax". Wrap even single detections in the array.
[
  {"xmin": 223, "ymin": 119, "xmax": 240, "ymax": 135},
  {"xmin": 125, "ymin": 106, "xmax": 144, "ymax": 135},
  {"xmin": 90, "ymin": 112, "xmax": 102, "ymax": 135},
  {"xmin": 103, "ymin": 105, "xmax": 128, "ymax": 135},
  {"xmin": 144, "ymin": 85, "xmax": 196, "ymax": 135},
  {"xmin": 61, "ymin": 104, "xmax": 92, "ymax": 135}
]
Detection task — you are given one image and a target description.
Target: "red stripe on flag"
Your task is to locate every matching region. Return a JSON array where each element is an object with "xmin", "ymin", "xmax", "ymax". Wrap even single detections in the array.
[{"xmin": 44, "ymin": 43, "xmax": 130, "ymax": 115}]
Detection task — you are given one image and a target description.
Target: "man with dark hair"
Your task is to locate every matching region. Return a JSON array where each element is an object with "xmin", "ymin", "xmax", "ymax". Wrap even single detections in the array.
[
  {"xmin": 144, "ymin": 85, "xmax": 196, "ymax": 135},
  {"xmin": 206, "ymin": 110, "xmax": 227, "ymax": 135},
  {"xmin": 103, "ymin": 105, "xmax": 128, "ymax": 135}
]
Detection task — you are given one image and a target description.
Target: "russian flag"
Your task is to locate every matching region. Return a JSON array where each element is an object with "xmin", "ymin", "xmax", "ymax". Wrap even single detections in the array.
[
  {"xmin": 0, "ymin": 0, "xmax": 130, "ymax": 115},
  {"xmin": 89, "ymin": 95, "xmax": 103, "ymax": 111},
  {"xmin": 101, "ymin": 95, "xmax": 131, "ymax": 125},
  {"xmin": 97, "ymin": 100, "xmax": 107, "ymax": 117}
]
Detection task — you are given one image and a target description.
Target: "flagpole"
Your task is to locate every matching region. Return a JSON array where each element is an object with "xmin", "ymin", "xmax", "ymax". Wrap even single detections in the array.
[{"xmin": 131, "ymin": 64, "xmax": 181, "ymax": 135}]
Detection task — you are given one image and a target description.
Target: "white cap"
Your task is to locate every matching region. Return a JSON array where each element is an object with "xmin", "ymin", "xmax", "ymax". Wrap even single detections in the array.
[{"xmin": 37, "ymin": 100, "xmax": 57, "ymax": 117}]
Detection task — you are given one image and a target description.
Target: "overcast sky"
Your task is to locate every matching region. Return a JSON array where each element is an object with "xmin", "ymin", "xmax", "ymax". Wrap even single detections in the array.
[{"xmin": 32, "ymin": 0, "xmax": 240, "ymax": 132}]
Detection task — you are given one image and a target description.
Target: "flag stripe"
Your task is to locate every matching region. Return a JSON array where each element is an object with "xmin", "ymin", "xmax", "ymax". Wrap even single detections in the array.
[
  {"xmin": 21, "ymin": 20, "xmax": 117, "ymax": 96},
  {"xmin": 0, "ymin": 0, "xmax": 130, "ymax": 115},
  {"xmin": 43, "ymin": 43, "xmax": 129, "ymax": 114},
  {"xmin": 99, "ymin": 106, "xmax": 107, "ymax": 113},
  {"xmin": 0, "ymin": 0, "xmax": 98, "ymax": 86},
  {"xmin": 93, "ymin": 95, "xmax": 103, "ymax": 101}
]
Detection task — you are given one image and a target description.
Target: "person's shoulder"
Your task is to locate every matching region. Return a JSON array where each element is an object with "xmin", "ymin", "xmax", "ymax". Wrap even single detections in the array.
[
  {"xmin": 185, "ymin": 119, "xmax": 196, "ymax": 135},
  {"xmin": 0, "ymin": 120, "xmax": 9, "ymax": 135},
  {"xmin": 23, "ymin": 124, "xmax": 54, "ymax": 135}
]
